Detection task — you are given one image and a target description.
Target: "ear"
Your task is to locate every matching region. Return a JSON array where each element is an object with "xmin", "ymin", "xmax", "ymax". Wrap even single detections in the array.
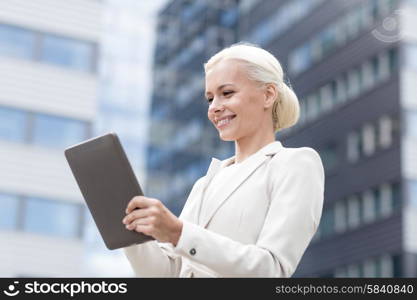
[{"xmin": 263, "ymin": 83, "xmax": 277, "ymax": 109}]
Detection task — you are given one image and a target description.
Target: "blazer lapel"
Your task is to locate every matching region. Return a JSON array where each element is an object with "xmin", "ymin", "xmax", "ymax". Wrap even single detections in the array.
[
  {"xmin": 200, "ymin": 142, "xmax": 283, "ymax": 228},
  {"xmin": 191, "ymin": 141, "xmax": 284, "ymax": 228},
  {"xmin": 193, "ymin": 157, "xmax": 222, "ymax": 224}
]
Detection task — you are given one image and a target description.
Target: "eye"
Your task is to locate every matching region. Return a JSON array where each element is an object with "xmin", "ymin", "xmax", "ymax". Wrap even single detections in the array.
[
  {"xmin": 223, "ymin": 91, "xmax": 234, "ymax": 97},
  {"xmin": 206, "ymin": 98, "xmax": 213, "ymax": 104}
]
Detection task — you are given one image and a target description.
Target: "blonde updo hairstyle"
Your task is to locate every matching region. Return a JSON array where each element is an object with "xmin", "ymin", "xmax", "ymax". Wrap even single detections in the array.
[{"xmin": 204, "ymin": 42, "xmax": 299, "ymax": 133}]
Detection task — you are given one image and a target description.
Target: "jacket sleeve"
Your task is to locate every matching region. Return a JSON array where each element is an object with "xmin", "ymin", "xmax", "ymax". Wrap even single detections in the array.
[
  {"xmin": 172, "ymin": 148, "xmax": 325, "ymax": 277},
  {"xmin": 123, "ymin": 177, "xmax": 206, "ymax": 277}
]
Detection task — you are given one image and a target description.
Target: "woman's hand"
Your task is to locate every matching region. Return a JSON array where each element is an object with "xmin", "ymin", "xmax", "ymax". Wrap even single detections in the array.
[{"xmin": 122, "ymin": 196, "xmax": 183, "ymax": 246}]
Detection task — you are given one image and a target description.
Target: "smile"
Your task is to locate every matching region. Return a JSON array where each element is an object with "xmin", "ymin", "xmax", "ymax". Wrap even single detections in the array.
[{"xmin": 216, "ymin": 115, "xmax": 236, "ymax": 129}]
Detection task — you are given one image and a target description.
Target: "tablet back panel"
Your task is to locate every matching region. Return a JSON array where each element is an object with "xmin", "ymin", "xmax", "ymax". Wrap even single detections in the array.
[{"xmin": 65, "ymin": 133, "xmax": 153, "ymax": 249}]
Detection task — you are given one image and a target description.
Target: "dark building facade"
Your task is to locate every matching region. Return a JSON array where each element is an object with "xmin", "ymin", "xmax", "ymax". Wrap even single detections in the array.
[
  {"xmin": 147, "ymin": 0, "xmax": 239, "ymax": 215},
  {"xmin": 149, "ymin": 0, "xmax": 417, "ymax": 277}
]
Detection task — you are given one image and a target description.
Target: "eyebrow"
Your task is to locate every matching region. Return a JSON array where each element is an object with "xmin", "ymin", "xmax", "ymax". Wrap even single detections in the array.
[{"xmin": 205, "ymin": 83, "xmax": 235, "ymax": 98}]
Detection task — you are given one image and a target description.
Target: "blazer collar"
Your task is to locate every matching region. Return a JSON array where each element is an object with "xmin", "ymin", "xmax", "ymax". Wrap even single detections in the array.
[{"xmin": 197, "ymin": 141, "xmax": 284, "ymax": 227}]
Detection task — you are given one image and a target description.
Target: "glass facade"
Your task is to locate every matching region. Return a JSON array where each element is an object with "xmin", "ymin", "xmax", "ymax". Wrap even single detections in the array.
[
  {"xmin": 288, "ymin": 0, "xmax": 397, "ymax": 75},
  {"xmin": 23, "ymin": 197, "xmax": 82, "ymax": 238},
  {"xmin": 0, "ymin": 23, "xmax": 95, "ymax": 73},
  {"xmin": 246, "ymin": 0, "xmax": 324, "ymax": 46},
  {"xmin": 0, "ymin": 192, "xmax": 84, "ymax": 239},
  {"xmin": 0, "ymin": 193, "xmax": 19, "ymax": 230},
  {"xmin": 316, "ymin": 182, "xmax": 398, "ymax": 241},
  {"xmin": 0, "ymin": 24, "xmax": 35, "ymax": 59},
  {"xmin": 151, "ymin": 0, "xmax": 415, "ymax": 277},
  {"xmin": 334, "ymin": 253, "xmax": 394, "ymax": 278},
  {"xmin": 0, "ymin": 106, "xmax": 27, "ymax": 143},
  {"xmin": 0, "ymin": 105, "xmax": 89, "ymax": 149},
  {"xmin": 345, "ymin": 115, "xmax": 396, "ymax": 164},
  {"xmin": 32, "ymin": 113, "xmax": 88, "ymax": 148},
  {"xmin": 297, "ymin": 48, "xmax": 398, "ymax": 128},
  {"xmin": 41, "ymin": 34, "xmax": 95, "ymax": 72},
  {"xmin": 149, "ymin": 1, "xmax": 239, "ymax": 215}
]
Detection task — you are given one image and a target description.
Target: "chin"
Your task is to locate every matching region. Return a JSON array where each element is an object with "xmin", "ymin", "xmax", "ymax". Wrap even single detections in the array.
[{"xmin": 218, "ymin": 131, "xmax": 237, "ymax": 142}]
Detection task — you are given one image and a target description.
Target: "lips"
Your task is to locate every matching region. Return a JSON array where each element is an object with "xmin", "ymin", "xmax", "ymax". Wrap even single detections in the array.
[{"xmin": 215, "ymin": 115, "xmax": 236, "ymax": 128}]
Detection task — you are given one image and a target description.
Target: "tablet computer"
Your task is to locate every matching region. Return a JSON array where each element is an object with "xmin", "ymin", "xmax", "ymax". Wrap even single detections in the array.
[{"xmin": 64, "ymin": 132, "xmax": 154, "ymax": 250}]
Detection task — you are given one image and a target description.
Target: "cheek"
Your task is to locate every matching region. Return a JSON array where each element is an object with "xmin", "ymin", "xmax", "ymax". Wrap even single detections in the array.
[{"xmin": 207, "ymin": 109, "xmax": 213, "ymax": 121}]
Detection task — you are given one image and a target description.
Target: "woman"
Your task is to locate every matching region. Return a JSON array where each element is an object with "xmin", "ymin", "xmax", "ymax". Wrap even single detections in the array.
[{"xmin": 122, "ymin": 43, "xmax": 325, "ymax": 277}]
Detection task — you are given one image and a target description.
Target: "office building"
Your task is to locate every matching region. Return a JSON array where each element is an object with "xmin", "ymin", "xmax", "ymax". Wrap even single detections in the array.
[
  {"xmin": 148, "ymin": 0, "xmax": 239, "ymax": 215},
  {"xmin": 0, "ymin": 0, "xmax": 101, "ymax": 276},
  {"xmin": 240, "ymin": 0, "xmax": 417, "ymax": 277},
  {"xmin": 151, "ymin": 0, "xmax": 417, "ymax": 277}
]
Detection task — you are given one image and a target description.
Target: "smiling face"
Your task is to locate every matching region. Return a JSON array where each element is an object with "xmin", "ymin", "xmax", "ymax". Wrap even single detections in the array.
[{"xmin": 205, "ymin": 59, "xmax": 275, "ymax": 142}]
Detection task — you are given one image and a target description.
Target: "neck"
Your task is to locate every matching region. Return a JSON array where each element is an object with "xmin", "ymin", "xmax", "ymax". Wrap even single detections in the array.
[{"xmin": 234, "ymin": 130, "xmax": 276, "ymax": 164}]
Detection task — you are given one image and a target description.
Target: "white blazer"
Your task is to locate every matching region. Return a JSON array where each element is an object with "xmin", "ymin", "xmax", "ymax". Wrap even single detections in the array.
[{"xmin": 124, "ymin": 141, "xmax": 325, "ymax": 277}]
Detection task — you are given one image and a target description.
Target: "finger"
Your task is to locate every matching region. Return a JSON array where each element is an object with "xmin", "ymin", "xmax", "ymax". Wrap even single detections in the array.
[
  {"xmin": 126, "ymin": 196, "xmax": 155, "ymax": 214},
  {"xmin": 126, "ymin": 217, "xmax": 153, "ymax": 230},
  {"xmin": 122, "ymin": 208, "xmax": 152, "ymax": 225},
  {"xmin": 134, "ymin": 224, "xmax": 153, "ymax": 236}
]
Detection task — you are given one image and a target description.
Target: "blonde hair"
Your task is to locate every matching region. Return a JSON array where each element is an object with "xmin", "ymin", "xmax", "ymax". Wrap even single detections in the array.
[{"xmin": 204, "ymin": 42, "xmax": 299, "ymax": 133}]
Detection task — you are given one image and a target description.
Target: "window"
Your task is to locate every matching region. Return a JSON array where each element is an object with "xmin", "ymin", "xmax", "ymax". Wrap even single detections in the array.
[
  {"xmin": 23, "ymin": 197, "xmax": 81, "ymax": 238},
  {"xmin": 320, "ymin": 144, "xmax": 338, "ymax": 172},
  {"xmin": 41, "ymin": 34, "xmax": 94, "ymax": 72},
  {"xmin": 347, "ymin": 263, "xmax": 360, "ymax": 277},
  {"xmin": 306, "ymin": 93, "xmax": 320, "ymax": 120},
  {"xmin": 347, "ymin": 131, "xmax": 360, "ymax": 163},
  {"xmin": 0, "ymin": 24, "xmax": 35, "ymax": 59},
  {"xmin": 358, "ymin": 2, "xmax": 373, "ymax": 29},
  {"xmin": 405, "ymin": 110, "xmax": 417, "ymax": 138},
  {"xmin": 0, "ymin": 106, "xmax": 27, "ymax": 143},
  {"xmin": 336, "ymin": 75, "xmax": 348, "ymax": 103},
  {"xmin": 347, "ymin": 195, "xmax": 361, "ymax": 229},
  {"xmin": 0, "ymin": 193, "xmax": 19, "ymax": 230},
  {"xmin": 371, "ymin": 56, "xmax": 380, "ymax": 83},
  {"xmin": 288, "ymin": 1, "xmax": 397, "ymax": 76},
  {"xmin": 32, "ymin": 114, "xmax": 88, "ymax": 148},
  {"xmin": 333, "ymin": 19, "xmax": 348, "ymax": 46},
  {"xmin": 346, "ymin": 8, "xmax": 362, "ymax": 39},
  {"xmin": 181, "ymin": 1, "xmax": 206, "ymax": 23},
  {"xmin": 379, "ymin": 183, "xmax": 393, "ymax": 217},
  {"xmin": 379, "ymin": 0, "xmax": 394, "ymax": 16},
  {"xmin": 330, "ymin": 80, "xmax": 338, "ymax": 106},
  {"xmin": 362, "ymin": 123, "xmax": 376, "ymax": 156},
  {"xmin": 388, "ymin": 48, "xmax": 398, "ymax": 74},
  {"xmin": 362, "ymin": 189, "xmax": 376, "ymax": 223},
  {"xmin": 361, "ymin": 61, "xmax": 374, "ymax": 91},
  {"xmin": 378, "ymin": 115, "xmax": 393, "ymax": 148},
  {"xmin": 320, "ymin": 84, "xmax": 333, "ymax": 112},
  {"xmin": 380, "ymin": 254, "xmax": 393, "ymax": 277},
  {"xmin": 408, "ymin": 180, "xmax": 417, "ymax": 208},
  {"xmin": 378, "ymin": 52, "xmax": 390, "ymax": 81},
  {"xmin": 334, "ymin": 200, "xmax": 347, "ymax": 233},
  {"xmin": 247, "ymin": 0, "xmax": 324, "ymax": 47},
  {"xmin": 370, "ymin": 0, "xmax": 380, "ymax": 21},
  {"xmin": 347, "ymin": 68, "xmax": 361, "ymax": 99},
  {"xmin": 392, "ymin": 182, "xmax": 401, "ymax": 210},
  {"xmin": 320, "ymin": 207, "xmax": 334, "ymax": 236},
  {"xmin": 289, "ymin": 43, "xmax": 312, "ymax": 75},
  {"xmin": 334, "ymin": 267, "xmax": 347, "ymax": 278},
  {"xmin": 363, "ymin": 258, "xmax": 377, "ymax": 277},
  {"xmin": 221, "ymin": 8, "xmax": 238, "ymax": 27},
  {"xmin": 405, "ymin": 44, "xmax": 417, "ymax": 71},
  {"xmin": 310, "ymin": 38, "xmax": 322, "ymax": 61},
  {"xmin": 319, "ymin": 27, "xmax": 337, "ymax": 56}
]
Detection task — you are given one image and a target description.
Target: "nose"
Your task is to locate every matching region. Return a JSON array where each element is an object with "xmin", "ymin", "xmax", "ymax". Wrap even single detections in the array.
[{"xmin": 208, "ymin": 97, "xmax": 224, "ymax": 114}]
